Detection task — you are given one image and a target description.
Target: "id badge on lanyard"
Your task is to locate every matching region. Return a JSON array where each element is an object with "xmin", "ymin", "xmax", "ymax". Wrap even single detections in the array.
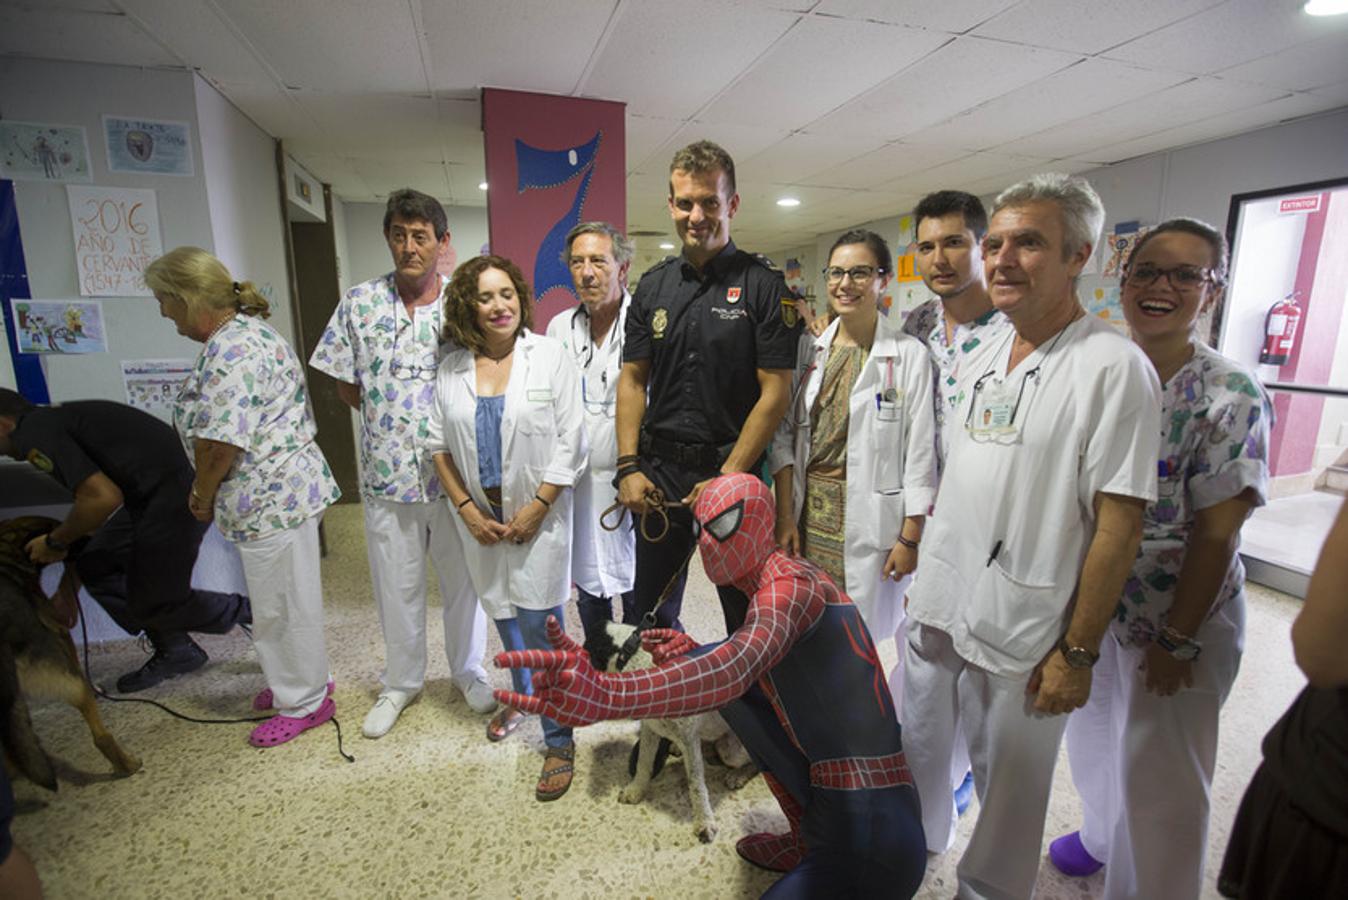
[{"xmin": 876, "ymin": 358, "xmax": 903, "ymax": 422}]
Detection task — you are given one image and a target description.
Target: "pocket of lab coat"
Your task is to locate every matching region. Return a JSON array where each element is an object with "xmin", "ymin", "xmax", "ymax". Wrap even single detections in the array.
[
  {"xmin": 963, "ymin": 561, "xmax": 1063, "ymax": 663},
  {"xmin": 871, "ymin": 415, "xmax": 905, "ymax": 492}
]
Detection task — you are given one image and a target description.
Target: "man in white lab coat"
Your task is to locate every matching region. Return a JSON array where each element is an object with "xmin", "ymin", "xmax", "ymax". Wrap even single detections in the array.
[
  {"xmin": 903, "ymin": 173, "xmax": 1162, "ymax": 900},
  {"xmin": 546, "ymin": 222, "xmax": 637, "ymax": 642}
]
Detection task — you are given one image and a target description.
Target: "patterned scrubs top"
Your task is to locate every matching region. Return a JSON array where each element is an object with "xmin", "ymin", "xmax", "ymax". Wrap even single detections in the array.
[
  {"xmin": 310, "ymin": 273, "xmax": 448, "ymax": 503},
  {"xmin": 1114, "ymin": 343, "xmax": 1272, "ymax": 647},
  {"xmin": 901, "ymin": 299, "xmax": 1011, "ymax": 466},
  {"xmin": 174, "ymin": 315, "xmax": 340, "ymax": 543}
]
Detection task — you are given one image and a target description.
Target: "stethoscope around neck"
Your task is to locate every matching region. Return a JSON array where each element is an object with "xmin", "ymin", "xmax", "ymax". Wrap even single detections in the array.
[
  {"xmin": 786, "ymin": 337, "xmax": 896, "ymax": 429},
  {"xmin": 571, "ymin": 303, "xmax": 624, "ymax": 415}
]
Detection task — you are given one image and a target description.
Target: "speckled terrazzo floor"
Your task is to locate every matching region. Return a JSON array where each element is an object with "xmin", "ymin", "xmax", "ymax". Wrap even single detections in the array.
[{"xmin": 11, "ymin": 503, "xmax": 1307, "ymax": 899}]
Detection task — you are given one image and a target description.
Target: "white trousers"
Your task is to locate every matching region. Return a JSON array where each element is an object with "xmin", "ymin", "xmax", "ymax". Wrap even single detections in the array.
[
  {"xmin": 363, "ymin": 497, "xmax": 487, "ymax": 694},
  {"xmin": 889, "ymin": 615, "xmax": 971, "ymax": 791},
  {"xmin": 1066, "ymin": 599, "xmax": 1244, "ymax": 900},
  {"xmin": 904, "ymin": 622, "xmax": 1068, "ymax": 900},
  {"xmin": 237, "ymin": 516, "xmax": 329, "ymax": 717}
]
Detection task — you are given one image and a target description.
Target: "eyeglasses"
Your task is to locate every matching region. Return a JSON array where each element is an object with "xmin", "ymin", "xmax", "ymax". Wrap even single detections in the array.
[
  {"xmin": 823, "ymin": 266, "xmax": 883, "ymax": 284},
  {"xmin": 1124, "ymin": 263, "xmax": 1216, "ymax": 291},
  {"xmin": 390, "ymin": 308, "xmax": 441, "ymax": 382}
]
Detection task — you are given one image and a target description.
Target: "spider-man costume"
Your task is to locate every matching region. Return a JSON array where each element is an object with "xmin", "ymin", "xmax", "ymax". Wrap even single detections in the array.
[{"xmin": 496, "ymin": 473, "xmax": 926, "ymax": 898}]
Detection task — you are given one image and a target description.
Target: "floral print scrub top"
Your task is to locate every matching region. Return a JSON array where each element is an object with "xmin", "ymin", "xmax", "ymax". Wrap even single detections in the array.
[
  {"xmin": 174, "ymin": 315, "xmax": 340, "ymax": 543},
  {"xmin": 1114, "ymin": 343, "xmax": 1272, "ymax": 647},
  {"xmin": 901, "ymin": 298, "xmax": 1011, "ymax": 466},
  {"xmin": 310, "ymin": 273, "xmax": 449, "ymax": 503}
]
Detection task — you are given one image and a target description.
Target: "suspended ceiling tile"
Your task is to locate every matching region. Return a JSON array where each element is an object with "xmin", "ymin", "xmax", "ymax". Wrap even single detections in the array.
[
  {"xmin": 291, "ymin": 152, "xmax": 371, "ymax": 198},
  {"xmin": 903, "ymin": 57, "xmax": 1189, "ymax": 151},
  {"xmin": 209, "ymin": 79, "xmax": 317, "ymax": 140},
  {"xmin": 582, "ymin": 0, "xmax": 799, "ymax": 120},
  {"xmin": 639, "ymin": 120, "xmax": 795, "ymax": 177},
  {"xmin": 814, "ymin": 0, "xmax": 1019, "ymax": 34},
  {"xmin": 996, "ymin": 77, "xmax": 1291, "ymax": 161},
  {"xmin": 216, "ymin": 0, "xmax": 423, "ymax": 92},
  {"xmin": 804, "ymin": 36, "xmax": 1081, "ymax": 142},
  {"xmin": 0, "ymin": 4, "xmax": 182, "ymax": 67},
  {"xmin": 119, "ymin": 0, "xmax": 273, "ymax": 87},
  {"xmin": 1217, "ymin": 34, "xmax": 1348, "ymax": 92},
  {"xmin": 625, "ymin": 115, "xmax": 686, "ymax": 175},
  {"xmin": 423, "ymin": 0, "xmax": 613, "ymax": 96},
  {"xmin": 799, "ymin": 142, "xmax": 964, "ymax": 189},
  {"xmin": 290, "ymin": 93, "xmax": 443, "ymax": 154},
  {"xmin": 1076, "ymin": 92, "xmax": 1337, "ymax": 165},
  {"xmin": 697, "ymin": 16, "xmax": 951, "ymax": 131},
  {"xmin": 349, "ymin": 158, "xmax": 450, "ymax": 200},
  {"xmin": 446, "ymin": 164, "xmax": 488, "ymax": 208},
  {"xmin": 1103, "ymin": 0, "xmax": 1348, "ymax": 75},
  {"xmin": 972, "ymin": 0, "xmax": 1222, "ymax": 55},
  {"xmin": 738, "ymin": 132, "xmax": 872, "ymax": 185}
]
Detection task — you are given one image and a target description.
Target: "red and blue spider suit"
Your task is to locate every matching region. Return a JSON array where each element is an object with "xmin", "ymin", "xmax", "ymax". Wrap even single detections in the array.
[{"xmin": 496, "ymin": 473, "xmax": 926, "ymax": 898}]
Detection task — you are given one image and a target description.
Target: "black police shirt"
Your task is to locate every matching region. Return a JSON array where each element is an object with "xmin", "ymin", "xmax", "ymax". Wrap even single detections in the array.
[
  {"xmin": 12, "ymin": 400, "xmax": 193, "ymax": 511},
  {"xmin": 624, "ymin": 241, "xmax": 799, "ymax": 448}
]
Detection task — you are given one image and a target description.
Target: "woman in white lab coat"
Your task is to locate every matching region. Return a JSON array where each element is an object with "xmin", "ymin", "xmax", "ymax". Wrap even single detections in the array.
[
  {"xmin": 427, "ymin": 254, "xmax": 587, "ymax": 801},
  {"xmin": 770, "ymin": 229, "xmax": 937, "ymax": 682}
]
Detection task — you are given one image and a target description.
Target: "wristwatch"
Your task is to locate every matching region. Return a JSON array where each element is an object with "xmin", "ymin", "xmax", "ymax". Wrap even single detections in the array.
[
  {"xmin": 1156, "ymin": 624, "xmax": 1203, "ymax": 662},
  {"xmin": 1056, "ymin": 637, "xmax": 1099, "ymax": 669},
  {"xmin": 44, "ymin": 533, "xmax": 69, "ymax": 551}
]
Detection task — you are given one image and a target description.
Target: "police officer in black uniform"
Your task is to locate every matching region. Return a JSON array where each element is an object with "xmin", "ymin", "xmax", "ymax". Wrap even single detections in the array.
[
  {"xmin": 616, "ymin": 140, "xmax": 799, "ymax": 634},
  {"xmin": 0, "ymin": 389, "xmax": 250, "ymax": 691}
]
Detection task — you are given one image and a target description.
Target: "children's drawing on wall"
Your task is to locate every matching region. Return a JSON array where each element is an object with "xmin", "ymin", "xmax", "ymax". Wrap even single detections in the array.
[
  {"xmin": 889, "ymin": 214, "xmax": 926, "ymax": 320},
  {"xmin": 104, "ymin": 116, "xmax": 195, "ymax": 176},
  {"xmin": 122, "ymin": 358, "xmax": 193, "ymax": 420},
  {"xmin": 0, "ymin": 121, "xmax": 92, "ymax": 183},
  {"xmin": 11, "ymin": 299, "xmax": 108, "ymax": 354},
  {"xmin": 435, "ymin": 241, "xmax": 460, "ymax": 279},
  {"xmin": 1102, "ymin": 222, "xmax": 1150, "ymax": 278},
  {"xmin": 1088, "ymin": 286, "xmax": 1127, "ymax": 331}
]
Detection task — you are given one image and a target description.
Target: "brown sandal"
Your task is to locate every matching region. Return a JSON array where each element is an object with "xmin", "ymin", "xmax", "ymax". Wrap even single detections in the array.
[
  {"xmin": 486, "ymin": 707, "xmax": 525, "ymax": 742},
  {"xmin": 536, "ymin": 743, "xmax": 575, "ymax": 802}
]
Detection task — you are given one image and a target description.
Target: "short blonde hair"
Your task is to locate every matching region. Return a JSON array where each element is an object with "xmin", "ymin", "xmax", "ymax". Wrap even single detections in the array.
[{"xmin": 143, "ymin": 246, "xmax": 270, "ymax": 320}]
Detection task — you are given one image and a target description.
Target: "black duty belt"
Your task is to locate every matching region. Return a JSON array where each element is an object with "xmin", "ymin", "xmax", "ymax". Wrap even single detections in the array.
[{"xmin": 639, "ymin": 430, "xmax": 731, "ymax": 471}]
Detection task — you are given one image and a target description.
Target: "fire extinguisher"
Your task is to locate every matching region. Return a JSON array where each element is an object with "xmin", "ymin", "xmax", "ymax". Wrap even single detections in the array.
[{"xmin": 1259, "ymin": 291, "xmax": 1303, "ymax": 366}]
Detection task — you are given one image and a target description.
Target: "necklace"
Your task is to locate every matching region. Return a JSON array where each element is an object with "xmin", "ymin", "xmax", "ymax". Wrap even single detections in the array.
[
  {"xmin": 483, "ymin": 343, "xmax": 515, "ymax": 363},
  {"xmin": 205, "ymin": 312, "xmax": 237, "ymax": 344}
]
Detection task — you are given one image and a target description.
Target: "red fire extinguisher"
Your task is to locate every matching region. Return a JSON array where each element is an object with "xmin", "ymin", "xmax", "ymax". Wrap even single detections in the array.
[{"xmin": 1259, "ymin": 291, "xmax": 1303, "ymax": 367}]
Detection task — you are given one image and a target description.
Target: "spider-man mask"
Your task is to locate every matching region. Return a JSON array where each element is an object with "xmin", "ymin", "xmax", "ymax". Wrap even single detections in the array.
[{"xmin": 692, "ymin": 473, "xmax": 776, "ymax": 588}]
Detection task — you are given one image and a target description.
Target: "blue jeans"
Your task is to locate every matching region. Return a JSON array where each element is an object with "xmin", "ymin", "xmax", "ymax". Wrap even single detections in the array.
[
  {"xmin": 494, "ymin": 605, "xmax": 572, "ymax": 748},
  {"xmin": 575, "ymin": 587, "xmax": 637, "ymax": 645}
]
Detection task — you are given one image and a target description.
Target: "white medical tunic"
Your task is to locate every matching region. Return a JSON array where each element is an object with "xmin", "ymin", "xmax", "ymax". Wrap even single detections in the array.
[
  {"xmin": 545, "ymin": 297, "xmax": 635, "ymax": 598},
  {"xmin": 906, "ymin": 313, "xmax": 1162, "ymax": 676}
]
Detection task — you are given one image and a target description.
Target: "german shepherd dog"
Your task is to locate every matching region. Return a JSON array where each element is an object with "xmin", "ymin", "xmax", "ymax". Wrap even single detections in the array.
[
  {"xmin": 0, "ymin": 516, "xmax": 141, "ymax": 789},
  {"xmin": 586, "ymin": 621, "xmax": 755, "ymax": 843}
]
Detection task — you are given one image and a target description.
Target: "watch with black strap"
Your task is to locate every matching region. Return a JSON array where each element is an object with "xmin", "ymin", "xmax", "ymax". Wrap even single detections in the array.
[{"xmin": 44, "ymin": 533, "xmax": 70, "ymax": 551}]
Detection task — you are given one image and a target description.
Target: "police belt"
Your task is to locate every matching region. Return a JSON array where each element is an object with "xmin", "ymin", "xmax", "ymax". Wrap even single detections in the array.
[{"xmin": 638, "ymin": 430, "xmax": 734, "ymax": 471}]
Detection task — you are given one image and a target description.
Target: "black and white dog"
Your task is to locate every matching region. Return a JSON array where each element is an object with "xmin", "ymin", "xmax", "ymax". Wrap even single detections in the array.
[{"xmin": 585, "ymin": 621, "xmax": 756, "ymax": 843}]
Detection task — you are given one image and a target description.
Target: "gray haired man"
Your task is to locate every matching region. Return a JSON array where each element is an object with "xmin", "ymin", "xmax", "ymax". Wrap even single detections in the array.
[{"xmin": 902, "ymin": 174, "xmax": 1162, "ymax": 899}]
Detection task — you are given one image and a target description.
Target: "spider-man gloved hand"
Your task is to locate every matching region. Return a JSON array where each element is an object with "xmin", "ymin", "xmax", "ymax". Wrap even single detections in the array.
[
  {"xmin": 640, "ymin": 628, "xmax": 700, "ymax": 665},
  {"xmin": 493, "ymin": 616, "xmax": 622, "ymax": 727}
]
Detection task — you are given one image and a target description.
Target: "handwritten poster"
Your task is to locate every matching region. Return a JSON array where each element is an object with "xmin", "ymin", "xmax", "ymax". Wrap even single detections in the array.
[
  {"xmin": 10, "ymin": 298, "xmax": 108, "ymax": 354},
  {"xmin": 122, "ymin": 358, "xmax": 192, "ymax": 420},
  {"xmin": 104, "ymin": 116, "xmax": 194, "ymax": 176},
  {"xmin": 0, "ymin": 121, "xmax": 92, "ymax": 183},
  {"xmin": 66, "ymin": 185, "xmax": 162, "ymax": 297}
]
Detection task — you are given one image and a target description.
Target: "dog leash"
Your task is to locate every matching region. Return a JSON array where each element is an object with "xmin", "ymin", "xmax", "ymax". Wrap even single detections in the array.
[
  {"xmin": 73, "ymin": 594, "xmax": 355, "ymax": 763},
  {"xmin": 600, "ymin": 488, "xmax": 683, "ymax": 543},
  {"xmin": 614, "ymin": 542, "xmax": 698, "ymax": 672}
]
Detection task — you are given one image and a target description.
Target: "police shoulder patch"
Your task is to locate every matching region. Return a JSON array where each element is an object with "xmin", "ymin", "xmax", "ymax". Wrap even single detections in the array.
[
  {"xmin": 26, "ymin": 448, "xmax": 54, "ymax": 474},
  {"xmin": 780, "ymin": 297, "xmax": 800, "ymax": 328}
]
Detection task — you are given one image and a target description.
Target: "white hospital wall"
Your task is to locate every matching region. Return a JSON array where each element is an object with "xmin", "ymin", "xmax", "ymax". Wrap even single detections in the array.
[
  {"xmin": 192, "ymin": 73, "xmax": 295, "ymax": 345},
  {"xmin": 0, "ymin": 57, "xmax": 293, "ymax": 402}
]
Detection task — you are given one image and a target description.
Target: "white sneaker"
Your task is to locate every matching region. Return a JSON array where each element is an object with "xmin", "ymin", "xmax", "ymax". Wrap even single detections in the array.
[
  {"xmin": 362, "ymin": 689, "xmax": 417, "ymax": 739},
  {"xmin": 461, "ymin": 677, "xmax": 498, "ymax": 714}
]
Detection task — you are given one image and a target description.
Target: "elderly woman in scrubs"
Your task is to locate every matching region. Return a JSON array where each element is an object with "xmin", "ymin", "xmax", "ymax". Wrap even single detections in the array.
[
  {"xmin": 769, "ymin": 229, "xmax": 937, "ymax": 696},
  {"xmin": 427, "ymin": 254, "xmax": 586, "ymax": 801},
  {"xmin": 1052, "ymin": 218, "xmax": 1272, "ymax": 900}
]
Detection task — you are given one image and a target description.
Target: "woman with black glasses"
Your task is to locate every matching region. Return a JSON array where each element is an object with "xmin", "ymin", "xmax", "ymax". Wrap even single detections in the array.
[
  {"xmin": 769, "ymin": 229, "xmax": 936, "ymax": 707},
  {"xmin": 1051, "ymin": 218, "xmax": 1273, "ymax": 900}
]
